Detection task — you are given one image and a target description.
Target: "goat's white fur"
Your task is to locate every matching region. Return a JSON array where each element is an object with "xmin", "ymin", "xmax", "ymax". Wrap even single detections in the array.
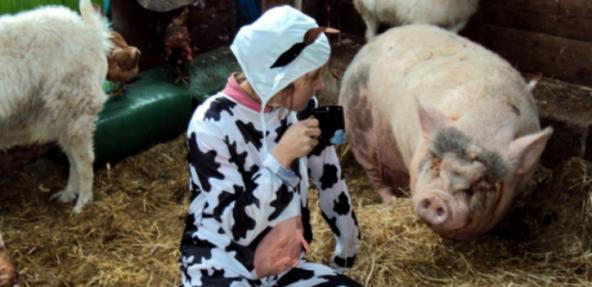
[
  {"xmin": 0, "ymin": 0, "xmax": 112, "ymax": 213},
  {"xmin": 354, "ymin": 0, "xmax": 479, "ymax": 40}
]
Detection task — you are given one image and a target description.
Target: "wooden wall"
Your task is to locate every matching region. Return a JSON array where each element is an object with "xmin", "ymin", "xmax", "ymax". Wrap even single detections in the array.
[
  {"xmin": 467, "ymin": 0, "xmax": 592, "ymax": 87},
  {"xmin": 259, "ymin": 0, "xmax": 327, "ymax": 23},
  {"xmin": 322, "ymin": 0, "xmax": 592, "ymax": 88},
  {"xmin": 325, "ymin": 0, "xmax": 364, "ymax": 41}
]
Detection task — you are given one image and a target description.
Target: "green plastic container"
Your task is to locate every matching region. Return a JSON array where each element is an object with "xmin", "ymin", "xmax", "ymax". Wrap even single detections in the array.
[
  {"xmin": 94, "ymin": 66, "xmax": 192, "ymax": 163},
  {"xmin": 188, "ymin": 47, "xmax": 242, "ymax": 103},
  {"xmin": 94, "ymin": 47, "xmax": 239, "ymax": 163}
]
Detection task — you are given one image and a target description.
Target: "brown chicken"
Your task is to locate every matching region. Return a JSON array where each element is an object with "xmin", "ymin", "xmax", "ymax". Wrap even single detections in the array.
[
  {"xmin": 107, "ymin": 31, "xmax": 141, "ymax": 96},
  {"xmin": 0, "ymin": 236, "xmax": 16, "ymax": 287},
  {"xmin": 164, "ymin": 8, "xmax": 193, "ymax": 84}
]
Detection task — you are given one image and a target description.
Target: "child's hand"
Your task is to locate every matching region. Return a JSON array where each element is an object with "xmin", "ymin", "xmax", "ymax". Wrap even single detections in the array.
[
  {"xmin": 273, "ymin": 118, "xmax": 320, "ymax": 168},
  {"xmin": 254, "ymin": 216, "xmax": 310, "ymax": 278}
]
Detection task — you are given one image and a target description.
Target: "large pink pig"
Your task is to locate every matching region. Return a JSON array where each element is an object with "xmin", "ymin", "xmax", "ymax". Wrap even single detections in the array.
[{"xmin": 339, "ymin": 25, "xmax": 553, "ymax": 240}]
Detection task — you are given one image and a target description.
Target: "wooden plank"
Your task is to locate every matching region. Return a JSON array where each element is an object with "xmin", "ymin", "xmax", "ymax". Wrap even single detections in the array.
[
  {"xmin": 478, "ymin": 24, "xmax": 592, "ymax": 87},
  {"xmin": 259, "ymin": 0, "xmax": 328, "ymax": 22},
  {"xmin": 483, "ymin": 0, "xmax": 592, "ymax": 17},
  {"xmin": 480, "ymin": 1, "xmax": 592, "ymax": 42},
  {"xmin": 327, "ymin": 0, "xmax": 365, "ymax": 38},
  {"xmin": 260, "ymin": 0, "xmax": 292, "ymax": 11}
]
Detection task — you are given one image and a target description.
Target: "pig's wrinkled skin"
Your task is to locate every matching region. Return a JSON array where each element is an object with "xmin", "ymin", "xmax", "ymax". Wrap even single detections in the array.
[
  {"xmin": 339, "ymin": 25, "xmax": 553, "ymax": 240},
  {"xmin": 354, "ymin": 0, "xmax": 479, "ymax": 40}
]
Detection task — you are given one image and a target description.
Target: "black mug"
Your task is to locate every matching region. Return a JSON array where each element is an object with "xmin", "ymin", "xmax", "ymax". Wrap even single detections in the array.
[{"xmin": 311, "ymin": 105, "xmax": 346, "ymax": 147}]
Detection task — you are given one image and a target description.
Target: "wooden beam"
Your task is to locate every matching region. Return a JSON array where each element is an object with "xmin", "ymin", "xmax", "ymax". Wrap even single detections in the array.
[
  {"xmin": 482, "ymin": 0, "xmax": 592, "ymax": 17},
  {"xmin": 326, "ymin": 0, "xmax": 365, "ymax": 38},
  {"xmin": 478, "ymin": 24, "xmax": 592, "ymax": 87},
  {"xmin": 480, "ymin": 0, "xmax": 592, "ymax": 42}
]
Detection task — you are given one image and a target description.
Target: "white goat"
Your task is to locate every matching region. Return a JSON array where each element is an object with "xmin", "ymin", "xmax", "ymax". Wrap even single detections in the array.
[
  {"xmin": 0, "ymin": 0, "xmax": 112, "ymax": 213},
  {"xmin": 353, "ymin": 0, "xmax": 480, "ymax": 40}
]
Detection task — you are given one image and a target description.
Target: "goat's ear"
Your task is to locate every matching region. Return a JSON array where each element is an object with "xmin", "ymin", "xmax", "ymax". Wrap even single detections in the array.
[
  {"xmin": 508, "ymin": 127, "xmax": 553, "ymax": 174},
  {"xmin": 416, "ymin": 99, "xmax": 447, "ymax": 141}
]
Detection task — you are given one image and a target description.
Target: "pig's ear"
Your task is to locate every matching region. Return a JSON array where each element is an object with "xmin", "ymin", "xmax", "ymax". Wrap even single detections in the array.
[
  {"xmin": 508, "ymin": 127, "xmax": 553, "ymax": 174},
  {"xmin": 417, "ymin": 99, "xmax": 447, "ymax": 140}
]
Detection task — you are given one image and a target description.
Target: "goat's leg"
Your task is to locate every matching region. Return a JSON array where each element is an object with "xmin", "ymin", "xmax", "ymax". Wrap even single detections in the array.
[
  {"xmin": 448, "ymin": 21, "xmax": 468, "ymax": 33},
  {"xmin": 50, "ymin": 152, "xmax": 79, "ymax": 203},
  {"xmin": 56, "ymin": 129, "xmax": 95, "ymax": 213},
  {"xmin": 70, "ymin": 134, "xmax": 94, "ymax": 213},
  {"xmin": 363, "ymin": 15, "xmax": 379, "ymax": 41}
]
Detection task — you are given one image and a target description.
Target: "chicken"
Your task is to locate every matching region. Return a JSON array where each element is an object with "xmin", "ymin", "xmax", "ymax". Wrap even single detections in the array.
[
  {"xmin": 0, "ymin": 235, "xmax": 17, "ymax": 287},
  {"xmin": 107, "ymin": 31, "xmax": 141, "ymax": 96},
  {"xmin": 164, "ymin": 8, "xmax": 193, "ymax": 84}
]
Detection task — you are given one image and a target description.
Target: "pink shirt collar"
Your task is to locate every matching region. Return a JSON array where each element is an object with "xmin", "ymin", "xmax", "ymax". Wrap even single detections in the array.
[{"xmin": 224, "ymin": 74, "xmax": 272, "ymax": 113}]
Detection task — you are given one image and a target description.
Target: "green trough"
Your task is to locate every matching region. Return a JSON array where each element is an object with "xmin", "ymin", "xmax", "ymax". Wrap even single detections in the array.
[{"xmin": 94, "ymin": 47, "xmax": 240, "ymax": 163}]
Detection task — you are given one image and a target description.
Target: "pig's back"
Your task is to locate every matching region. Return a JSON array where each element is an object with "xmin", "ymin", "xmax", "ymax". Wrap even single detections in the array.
[{"xmin": 341, "ymin": 24, "xmax": 539, "ymax": 172}]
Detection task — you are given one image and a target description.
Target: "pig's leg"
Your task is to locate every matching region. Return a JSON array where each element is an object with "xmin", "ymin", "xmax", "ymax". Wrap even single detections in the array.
[
  {"xmin": 350, "ymin": 145, "xmax": 389, "ymax": 198},
  {"xmin": 378, "ymin": 188, "xmax": 395, "ymax": 202}
]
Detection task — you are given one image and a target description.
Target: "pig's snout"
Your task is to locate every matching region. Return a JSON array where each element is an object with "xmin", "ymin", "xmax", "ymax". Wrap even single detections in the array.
[{"xmin": 416, "ymin": 196, "xmax": 449, "ymax": 226}]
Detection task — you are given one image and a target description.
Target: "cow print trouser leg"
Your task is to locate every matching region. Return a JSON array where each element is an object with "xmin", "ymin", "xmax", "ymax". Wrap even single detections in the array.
[
  {"xmin": 269, "ymin": 261, "xmax": 362, "ymax": 287},
  {"xmin": 180, "ymin": 267, "xmax": 262, "ymax": 287},
  {"xmin": 181, "ymin": 261, "xmax": 362, "ymax": 287}
]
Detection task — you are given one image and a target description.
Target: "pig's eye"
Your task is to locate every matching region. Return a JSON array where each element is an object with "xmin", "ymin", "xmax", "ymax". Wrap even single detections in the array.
[
  {"xmin": 473, "ymin": 180, "xmax": 495, "ymax": 192},
  {"xmin": 465, "ymin": 187, "xmax": 475, "ymax": 197},
  {"xmin": 430, "ymin": 157, "xmax": 442, "ymax": 173}
]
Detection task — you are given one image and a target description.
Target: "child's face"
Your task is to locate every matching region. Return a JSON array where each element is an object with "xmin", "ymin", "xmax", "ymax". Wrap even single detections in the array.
[{"xmin": 275, "ymin": 69, "xmax": 325, "ymax": 111}]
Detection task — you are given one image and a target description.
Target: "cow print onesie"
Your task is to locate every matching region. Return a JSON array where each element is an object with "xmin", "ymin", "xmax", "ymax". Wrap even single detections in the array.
[{"xmin": 180, "ymin": 75, "xmax": 361, "ymax": 286}]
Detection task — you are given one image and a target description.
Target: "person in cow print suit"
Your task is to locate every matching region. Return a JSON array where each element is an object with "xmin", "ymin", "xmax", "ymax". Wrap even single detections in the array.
[{"xmin": 179, "ymin": 5, "xmax": 361, "ymax": 287}]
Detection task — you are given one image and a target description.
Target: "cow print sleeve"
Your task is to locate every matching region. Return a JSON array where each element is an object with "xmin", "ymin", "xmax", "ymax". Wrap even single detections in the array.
[
  {"xmin": 187, "ymin": 126, "xmax": 302, "ymax": 247},
  {"xmin": 308, "ymin": 145, "xmax": 361, "ymax": 269}
]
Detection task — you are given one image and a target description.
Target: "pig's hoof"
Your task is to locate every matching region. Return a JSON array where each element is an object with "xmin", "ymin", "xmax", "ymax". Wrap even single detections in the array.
[
  {"xmin": 50, "ymin": 189, "xmax": 77, "ymax": 203},
  {"xmin": 378, "ymin": 188, "xmax": 395, "ymax": 202}
]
